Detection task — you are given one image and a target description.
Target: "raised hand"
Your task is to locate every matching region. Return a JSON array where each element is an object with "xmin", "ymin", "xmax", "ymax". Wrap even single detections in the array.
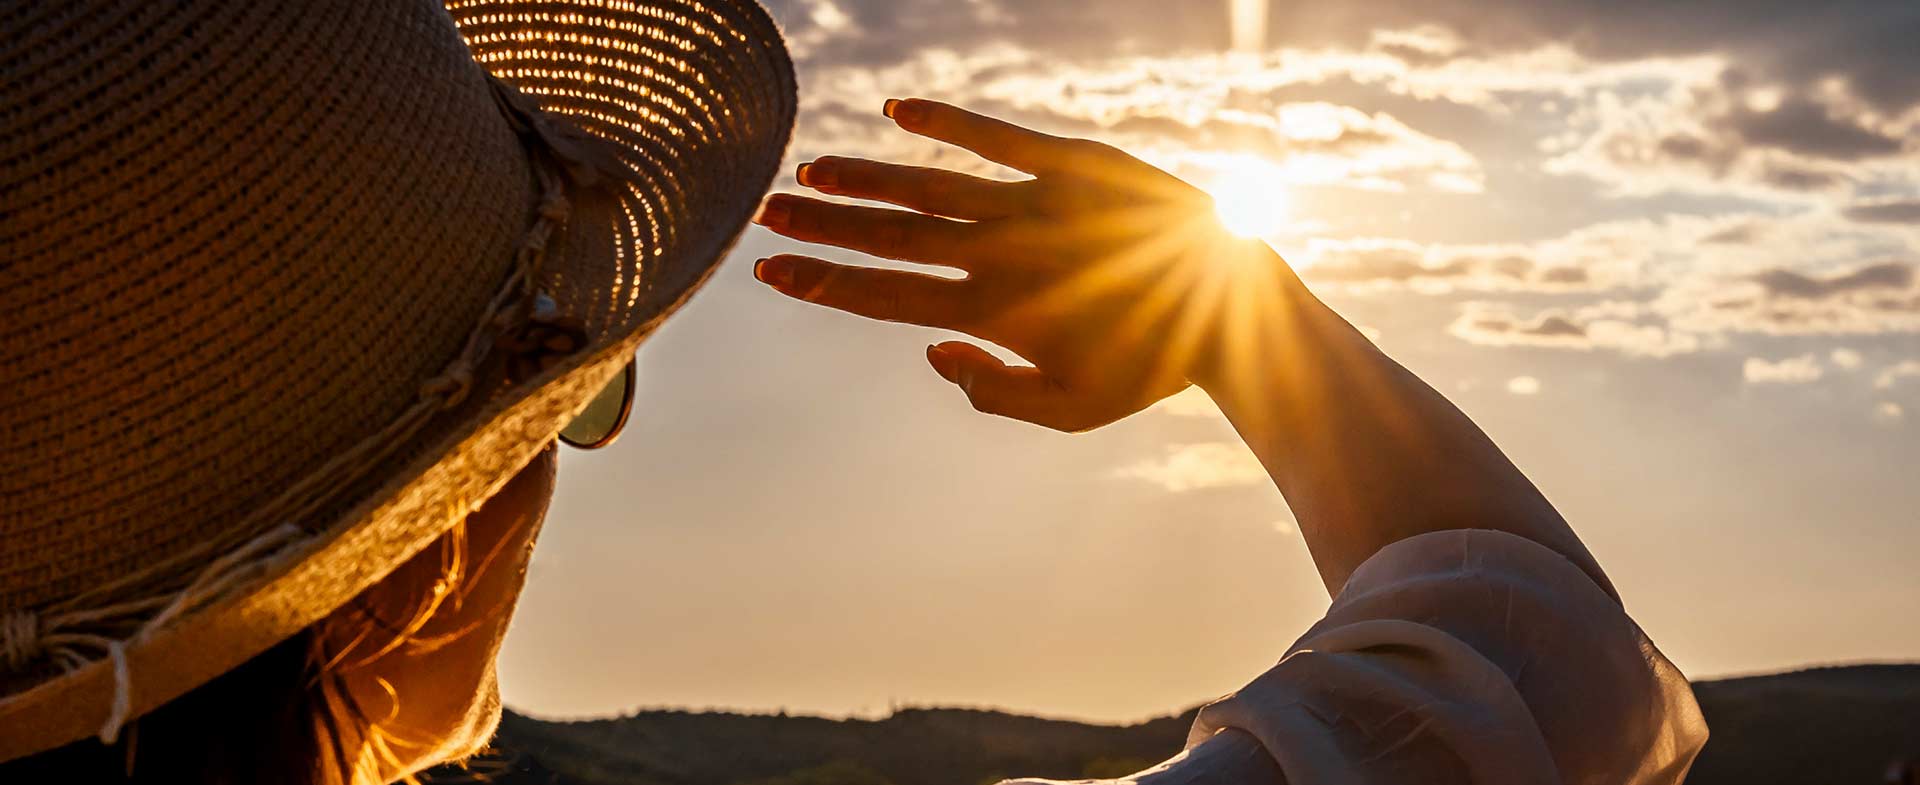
[{"xmin": 753, "ymin": 98, "xmax": 1265, "ymax": 432}]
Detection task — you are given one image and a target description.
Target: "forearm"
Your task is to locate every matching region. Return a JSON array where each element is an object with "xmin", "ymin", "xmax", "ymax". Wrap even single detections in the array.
[{"xmin": 1189, "ymin": 243, "xmax": 1615, "ymax": 599}]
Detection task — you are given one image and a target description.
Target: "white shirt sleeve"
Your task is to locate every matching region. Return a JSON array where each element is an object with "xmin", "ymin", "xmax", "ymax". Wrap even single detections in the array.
[{"xmin": 1187, "ymin": 529, "xmax": 1708, "ymax": 785}]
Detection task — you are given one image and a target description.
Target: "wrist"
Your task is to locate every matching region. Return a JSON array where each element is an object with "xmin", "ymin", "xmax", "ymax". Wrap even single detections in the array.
[{"xmin": 1184, "ymin": 241, "xmax": 1332, "ymax": 393}]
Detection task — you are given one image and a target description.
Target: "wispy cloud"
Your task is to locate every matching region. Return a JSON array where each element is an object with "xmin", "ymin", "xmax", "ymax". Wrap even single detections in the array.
[
  {"xmin": 1506, "ymin": 376, "xmax": 1543, "ymax": 395},
  {"xmin": 1662, "ymin": 261, "xmax": 1920, "ymax": 336},
  {"xmin": 1301, "ymin": 238, "xmax": 1603, "ymax": 293},
  {"xmin": 1875, "ymin": 360, "xmax": 1920, "ymax": 391},
  {"xmin": 1113, "ymin": 443, "xmax": 1268, "ymax": 492},
  {"xmin": 1449, "ymin": 301, "xmax": 1705, "ymax": 358},
  {"xmin": 1842, "ymin": 198, "xmax": 1920, "ymax": 226},
  {"xmin": 1547, "ymin": 75, "xmax": 1919, "ymax": 200},
  {"xmin": 1744, "ymin": 354, "xmax": 1826, "ymax": 385}
]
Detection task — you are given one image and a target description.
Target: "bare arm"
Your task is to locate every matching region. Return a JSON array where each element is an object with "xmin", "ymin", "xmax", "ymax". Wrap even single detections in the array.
[
  {"xmin": 1183, "ymin": 246, "xmax": 1612, "ymax": 597},
  {"xmin": 752, "ymin": 97, "xmax": 1611, "ymax": 598}
]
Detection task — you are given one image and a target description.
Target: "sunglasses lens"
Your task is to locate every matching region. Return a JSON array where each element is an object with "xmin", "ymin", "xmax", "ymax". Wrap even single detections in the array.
[{"xmin": 559, "ymin": 360, "xmax": 635, "ymax": 449}]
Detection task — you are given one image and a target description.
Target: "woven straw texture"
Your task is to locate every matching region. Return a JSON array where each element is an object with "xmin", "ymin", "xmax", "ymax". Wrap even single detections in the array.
[{"xmin": 0, "ymin": 0, "xmax": 793, "ymax": 757}]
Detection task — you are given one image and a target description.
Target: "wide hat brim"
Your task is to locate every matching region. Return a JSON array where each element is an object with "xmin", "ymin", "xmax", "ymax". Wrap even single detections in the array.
[{"xmin": 0, "ymin": 0, "xmax": 794, "ymax": 758}]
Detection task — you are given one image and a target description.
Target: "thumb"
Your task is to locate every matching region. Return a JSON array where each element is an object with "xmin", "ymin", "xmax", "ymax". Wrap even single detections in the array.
[{"xmin": 925, "ymin": 342, "xmax": 1085, "ymax": 432}]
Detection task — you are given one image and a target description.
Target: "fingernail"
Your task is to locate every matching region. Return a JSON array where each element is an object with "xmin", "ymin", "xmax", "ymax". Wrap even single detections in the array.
[
  {"xmin": 888, "ymin": 99, "xmax": 926, "ymax": 127},
  {"xmin": 800, "ymin": 159, "xmax": 838, "ymax": 188},
  {"xmin": 795, "ymin": 162, "xmax": 812, "ymax": 185},
  {"xmin": 926, "ymin": 345, "xmax": 959, "ymax": 383},
  {"xmin": 882, "ymin": 98, "xmax": 901, "ymax": 119},
  {"xmin": 754, "ymin": 257, "xmax": 794, "ymax": 289},
  {"xmin": 753, "ymin": 198, "xmax": 790, "ymax": 230}
]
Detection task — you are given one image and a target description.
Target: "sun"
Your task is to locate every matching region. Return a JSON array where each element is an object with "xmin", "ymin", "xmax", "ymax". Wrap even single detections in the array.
[{"xmin": 1206, "ymin": 167, "xmax": 1290, "ymax": 239}]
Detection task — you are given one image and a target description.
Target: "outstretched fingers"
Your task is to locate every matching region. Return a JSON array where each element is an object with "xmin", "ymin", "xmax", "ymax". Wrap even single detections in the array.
[
  {"xmin": 755, "ymin": 255, "xmax": 975, "ymax": 329},
  {"xmin": 755, "ymin": 193, "xmax": 976, "ymax": 269},
  {"xmin": 797, "ymin": 156, "xmax": 1030, "ymax": 222},
  {"xmin": 885, "ymin": 98, "xmax": 1200, "ymax": 205},
  {"xmin": 885, "ymin": 98, "xmax": 1085, "ymax": 175}
]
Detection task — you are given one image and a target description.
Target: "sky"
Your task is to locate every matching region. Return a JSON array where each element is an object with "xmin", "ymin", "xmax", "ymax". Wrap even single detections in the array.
[{"xmin": 496, "ymin": 0, "xmax": 1920, "ymax": 723}]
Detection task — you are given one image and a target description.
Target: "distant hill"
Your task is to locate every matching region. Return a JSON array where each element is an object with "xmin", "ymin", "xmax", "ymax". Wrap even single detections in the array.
[
  {"xmin": 1686, "ymin": 664, "xmax": 1920, "ymax": 785},
  {"xmin": 425, "ymin": 664, "xmax": 1920, "ymax": 785}
]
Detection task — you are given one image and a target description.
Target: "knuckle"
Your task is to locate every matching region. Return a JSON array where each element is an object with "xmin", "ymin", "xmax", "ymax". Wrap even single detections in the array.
[
  {"xmin": 967, "ymin": 391, "xmax": 997, "ymax": 415},
  {"xmin": 921, "ymin": 107, "xmax": 955, "ymax": 134},
  {"xmin": 1066, "ymin": 140, "xmax": 1121, "ymax": 168},
  {"xmin": 788, "ymin": 200, "xmax": 824, "ymax": 234},
  {"xmin": 1022, "ymin": 180, "xmax": 1060, "ymax": 212},
  {"xmin": 804, "ymin": 263, "xmax": 841, "ymax": 301},
  {"xmin": 918, "ymin": 175, "xmax": 952, "ymax": 208},
  {"xmin": 822, "ymin": 161, "xmax": 860, "ymax": 190},
  {"xmin": 1006, "ymin": 178, "xmax": 1037, "ymax": 204},
  {"xmin": 948, "ymin": 287, "xmax": 990, "ymax": 328},
  {"xmin": 874, "ymin": 218, "xmax": 913, "ymax": 257}
]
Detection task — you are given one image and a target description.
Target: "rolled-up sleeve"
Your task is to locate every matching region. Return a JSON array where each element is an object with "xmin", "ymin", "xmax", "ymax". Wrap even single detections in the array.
[{"xmin": 1189, "ymin": 529, "xmax": 1707, "ymax": 785}]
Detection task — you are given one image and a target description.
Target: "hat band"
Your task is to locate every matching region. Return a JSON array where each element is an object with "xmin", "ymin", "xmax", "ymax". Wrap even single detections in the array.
[{"xmin": 0, "ymin": 80, "xmax": 626, "ymax": 744}]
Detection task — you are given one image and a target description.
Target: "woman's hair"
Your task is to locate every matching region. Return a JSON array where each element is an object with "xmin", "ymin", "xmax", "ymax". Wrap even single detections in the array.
[
  {"xmin": 0, "ymin": 627, "xmax": 335, "ymax": 784},
  {"xmin": 0, "ymin": 518, "xmax": 479, "ymax": 785}
]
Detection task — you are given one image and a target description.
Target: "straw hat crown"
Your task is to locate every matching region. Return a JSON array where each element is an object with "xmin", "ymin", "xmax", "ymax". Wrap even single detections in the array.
[
  {"xmin": 2, "ymin": 0, "xmax": 535, "ymax": 611},
  {"xmin": 0, "ymin": 0, "xmax": 794, "ymax": 757}
]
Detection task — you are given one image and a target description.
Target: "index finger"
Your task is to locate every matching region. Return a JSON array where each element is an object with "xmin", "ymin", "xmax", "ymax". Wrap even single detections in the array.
[{"xmin": 884, "ymin": 98, "xmax": 1081, "ymax": 175}]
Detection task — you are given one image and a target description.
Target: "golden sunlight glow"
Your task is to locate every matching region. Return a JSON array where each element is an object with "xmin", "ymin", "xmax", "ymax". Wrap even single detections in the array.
[
  {"xmin": 1228, "ymin": 0, "xmax": 1269, "ymax": 54},
  {"xmin": 1207, "ymin": 167, "xmax": 1291, "ymax": 238}
]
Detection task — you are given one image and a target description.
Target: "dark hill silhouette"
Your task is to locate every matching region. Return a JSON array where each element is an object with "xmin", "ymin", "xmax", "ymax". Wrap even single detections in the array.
[
  {"xmin": 427, "ymin": 663, "xmax": 1920, "ymax": 785},
  {"xmin": 1685, "ymin": 664, "xmax": 1920, "ymax": 785}
]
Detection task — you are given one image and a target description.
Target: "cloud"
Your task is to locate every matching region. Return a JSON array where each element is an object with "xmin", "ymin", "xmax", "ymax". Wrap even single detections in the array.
[
  {"xmin": 1546, "ymin": 75, "xmax": 1919, "ymax": 199},
  {"xmin": 1506, "ymin": 376, "xmax": 1542, "ymax": 395},
  {"xmin": 1842, "ymin": 198, "xmax": 1920, "ymax": 225},
  {"xmin": 1744, "ymin": 354, "xmax": 1825, "ymax": 384},
  {"xmin": 1301, "ymin": 239, "xmax": 1594, "ymax": 292},
  {"xmin": 1874, "ymin": 401, "xmax": 1906, "ymax": 423},
  {"xmin": 788, "ymin": 47, "xmax": 1493, "ymax": 196},
  {"xmin": 1119, "ymin": 103, "xmax": 1485, "ymax": 193},
  {"xmin": 778, "ymin": 0, "xmax": 1920, "ymax": 218},
  {"xmin": 1723, "ymin": 90, "xmax": 1906, "ymax": 162},
  {"xmin": 1305, "ymin": 211, "xmax": 1907, "ymax": 296},
  {"xmin": 1875, "ymin": 360, "xmax": 1920, "ymax": 391},
  {"xmin": 1448, "ymin": 301, "xmax": 1704, "ymax": 357},
  {"xmin": 782, "ymin": 0, "xmax": 1920, "ymax": 120},
  {"xmin": 1831, "ymin": 348, "xmax": 1865, "ymax": 370},
  {"xmin": 1444, "ymin": 255, "xmax": 1920, "ymax": 360},
  {"xmin": 1751, "ymin": 262, "xmax": 1914, "ymax": 298},
  {"xmin": 1113, "ymin": 443, "xmax": 1268, "ymax": 492},
  {"xmin": 1297, "ymin": 218, "xmax": 1686, "ymax": 293},
  {"xmin": 1663, "ymin": 260, "xmax": 1920, "ymax": 335}
]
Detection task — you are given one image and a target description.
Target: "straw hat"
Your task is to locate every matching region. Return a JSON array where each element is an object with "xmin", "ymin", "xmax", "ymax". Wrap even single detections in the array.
[{"xmin": 0, "ymin": 0, "xmax": 794, "ymax": 759}]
